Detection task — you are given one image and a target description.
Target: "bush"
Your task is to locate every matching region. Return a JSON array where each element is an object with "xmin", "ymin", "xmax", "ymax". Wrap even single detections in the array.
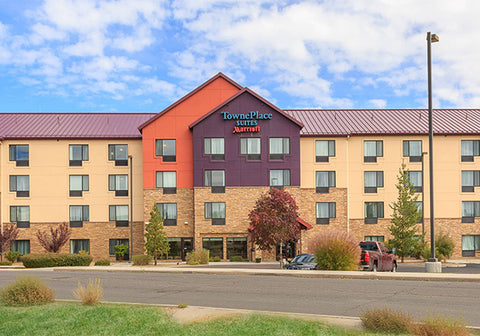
[
  {"xmin": 0, "ymin": 261, "xmax": 13, "ymax": 266},
  {"xmin": 5, "ymin": 251, "xmax": 21, "ymax": 263},
  {"xmin": 310, "ymin": 230, "xmax": 361, "ymax": 270},
  {"xmin": 360, "ymin": 307, "xmax": 415, "ymax": 334},
  {"xmin": 186, "ymin": 249, "xmax": 209, "ymax": 265},
  {"xmin": 21, "ymin": 253, "xmax": 92, "ymax": 268},
  {"xmin": 94, "ymin": 259, "xmax": 111, "ymax": 266},
  {"xmin": 114, "ymin": 244, "xmax": 129, "ymax": 260},
  {"xmin": 414, "ymin": 314, "xmax": 468, "ymax": 336},
  {"xmin": 0, "ymin": 276, "xmax": 55, "ymax": 306},
  {"xmin": 209, "ymin": 256, "xmax": 221, "ymax": 262},
  {"xmin": 132, "ymin": 254, "xmax": 152, "ymax": 266},
  {"xmin": 421, "ymin": 246, "xmax": 432, "ymax": 261},
  {"xmin": 73, "ymin": 278, "xmax": 103, "ymax": 305},
  {"xmin": 229, "ymin": 256, "xmax": 244, "ymax": 262},
  {"xmin": 436, "ymin": 232, "xmax": 455, "ymax": 262}
]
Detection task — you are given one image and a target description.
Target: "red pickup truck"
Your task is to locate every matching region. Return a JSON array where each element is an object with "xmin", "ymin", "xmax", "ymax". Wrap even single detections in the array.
[{"xmin": 359, "ymin": 241, "xmax": 397, "ymax": 272}]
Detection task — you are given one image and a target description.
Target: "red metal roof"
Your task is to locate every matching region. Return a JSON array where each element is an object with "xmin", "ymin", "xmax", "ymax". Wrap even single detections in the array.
[
  {"xmin": 0, "ymin": 113, "xmax": 155, "ymax": 140},
  {"xmin": 285, "ymin": 109, "xmax": 480, "ymax": 136}
]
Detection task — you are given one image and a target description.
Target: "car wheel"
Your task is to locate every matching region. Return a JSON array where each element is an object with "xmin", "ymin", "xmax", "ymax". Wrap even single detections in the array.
[
  {"xmin": 372, "ymin": 262, "xmax": 377, "ymax": 272},
  {"xmin": 391, "ymin": 263, "xmax": 397, "ymax": 272}
]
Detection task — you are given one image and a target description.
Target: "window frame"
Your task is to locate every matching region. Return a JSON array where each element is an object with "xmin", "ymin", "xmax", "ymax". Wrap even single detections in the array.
[
  {"xmin": 9, "ymin": 145, "xmax": 29, "ymax": 167},
  {"xmin": 316, "ymin": 202, "xmax": 336, "ymax": 224},
  {"xmin": 204, "ymin": 170, "xmax": 225, "ymax": 193},
  {"xmin": 109, "ymin": 239, "xmax": 129, "ymax": 257},
  {"xmin": 205, "ymin": 202, "xmax": 226, "ymax": 225},
  {"xmin": 364, "ymin": 140, "xmax": 383, "ymax": 162},
  {"xmin": 461, "ymin": 170, "xmax": 480, "ymax": 192},
  {"xmin": 156, "ymin": 203, "xmax": 177, "ymax": 226},
  {"xmin": 69, "ymin": 175, "xmax": 89, "ymax": 197},
  {"xmin": 364, "ymin": 171, "xmax": 384, "ymax": 193},
  {"xmin": 10, "ymin": 206, "xmax": 30, "ymax": 228},
  {"xmin": 109, "ymin": 205, "xmax": 129, "ymax": 227},
  {"xmin": 402, "ymin": 140, "xmax": 422, "ymax": 162},
  {"xmin": 108, "ymin": 144, "xmax": 128, "ymax": 166},
  {"xmin": 315, "ymin": 140, "xmax": 335, "ymax": 162},
  {"xmin": 407, "ymin": 171, "xmax": 423, "ymax": 193},
  {"xmin": 70, "ymin": 239, "xmax": 90, "ymax": 254},
  {"xmin": 269, "ymin": 169, "xmax": 291, "ymax": 189},
  {"xmin": 204, "ymin": 138, "xmax": 225, "ymax": 160},
  {"xmin": 155, "ymin": 139, "xmax": 176, "ymax": 162},
  {"xmin": 69, "ymin": 144, "xmax": 89, "ymax": 166},
  {"xmin": 240, "ymin": 138, "xmax": 261, "ymax": 160},
  {"xmin": 269, "ymin": 137, "xmax": 290, "ymax": 160},
  {"xmin": 461, "ymin": 140, "xmax": 480, "ymax": 162},
  {"xmin": 156, "ymin": 171, "xmax": 177, "ymax": 194},
  {"xmin": 364, "ymin": 202, "xmax": 384, "ymax": 224},
  {"xmin": 462, "ymin": 201, "xmax": 480, "ymax": 223},
  {"xmin": 202, "ymin": 237, "xmax": 224, "ymax": 259},
  {"xmin": 108, "ymin": 174, "xmax": 129, "ymax": 196},
  {"xmin": 9, "ymin": 175, "xmax": 30, "ymax": 197},
  {"xmin": 316, "ymin": 171, "xmax": 335, "ymax": 193},
  {"xmin": 69, "ymin": 205, "xmax": 89, "ymax": 227}
]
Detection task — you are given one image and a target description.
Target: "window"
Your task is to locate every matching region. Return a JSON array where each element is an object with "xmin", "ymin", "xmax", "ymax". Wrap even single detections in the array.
[
  {"xmin": 364, "ymin": 141, "xmax": 383, "ymax": 162},
  {"xmin": 414, "ymin": 201, "xmax": 423, "ymax": 223},
  {"xmin": 316, "ymin": 202, "xmax": 336, "ymax": 224},
  {"xmin": 69, "ymin": 175, "xmax": 88, "ymax": 197},
  {"xmin": 204, "ymin": 170, "xmax": 225, "ymax": 193},
  {"xmin": 202, "ymin": 238, "xmax": 223, "ymax": 259},
  {"xmin": 269, "ymin": 138, "xmax": 289, "ymax": 160},
  {"xmin": 365, "ymin": 202, "xmax": 384, "ymax": 224},
  {"xmin": 109, "ymin": 175, "xmax": 128, "ymax": 196},
  {"xmin": 462, "ymin": 171, "xmax": 480, "ymax": 192},
  {"xmin": 69, "ymin": 205, "xmax": 89, "ymax": 227},
  {"xmin": 9, "ymin": 145, "xmax": 29, "ymax": 166},
  {"xmin": 407, "ymin": 171, "xmax": 422, "ymax": 192},
  {"xmin": 462, "ymin": 201, "xmax": 480, "ymax": 223},
  {"xmin": 240, "ymin": 138, "xmax": 261, "ymax": 160},
  {"xmin": 204, "ymin": 138, "xmax": 225, "ymax": 160},
  {"xmin": 69, "ymin": 144, "xmax": 89, "ymax": 166},
  {"xmin": 156, "ymin": 171, "xmax": 176, "ymax": 194},
  {"xmin": 109, "ymin": 205, "xmax": 129, "ymax": 227},
  {"xmin": 109, "ymin": 239, "xmax": 129, "ymax": 259},
  {"xmin": 156, "ymin": 203, "xmax": 177, "ymax": 226},
  {"xmin": 10, "ymin": 206, "xmax": 29, "ymax": 228},
  {"xmin": 270, "ymin": 170, "xmax": 290, "ymax": 188},
  {"xmin": 205, "ymin": 202, "xmax": 226, "ymax": 225},
  {"xmin": 227, "ymin": 237, "xmax": 247, "ymax": 259},
  {"xmin": 461, "ymin": 140, "xmax": 480, "ymax": 162},
  {"xmin": 315, "ymin": 140, "xmax": 335, "ymax": 162},
  {"xmin": 403, "ymin": 141, "xmax": 422, "ymax": 162},
  {"xmin": 462, "ymin": 235, "xmax": 480, "ymax": 257},
  {"xmin": 9, "ymin": 175, "xmax": 29, "ymax": 197},
  {"xmin": 108, "ymin": 144, "xmax": 128, "ymax": 166},
  {"xmin": 364, "ymin": 236, "xmax": 384, "ymax": 242},
  {"xmin": 155, "ymin": 139, "xmax": 176, "ymax": 162},
  {"xmin": 12, "ymin": 240, "xmax": 30, "ymax": 256},
  {"xmin": 364, "ymin": 171, "xmax": 383, "ymax": 193},
  {"xmin": 316, "ymin": 171, "xmax": 335, "ymax": 193},
  {"xmin": 70, "ymin": 239, "xmax": 90, "ymax": 254}
]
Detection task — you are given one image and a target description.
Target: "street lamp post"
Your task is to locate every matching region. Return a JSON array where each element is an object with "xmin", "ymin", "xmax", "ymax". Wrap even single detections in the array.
[
  {"xmin": 128, "ymin": 155, "xmax": 133, "ymax": 262},
  {"xmin": 421, "ymin": 151, "xmax": 428, "ymax": 235}
]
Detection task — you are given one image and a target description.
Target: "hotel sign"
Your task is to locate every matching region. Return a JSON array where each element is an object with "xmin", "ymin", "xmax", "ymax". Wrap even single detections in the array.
[{"xmin": 221, "ymin": 111, "xmax": 272, "ymax": 134}]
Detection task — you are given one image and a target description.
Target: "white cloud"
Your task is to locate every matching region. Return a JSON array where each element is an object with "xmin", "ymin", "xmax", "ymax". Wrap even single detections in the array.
[{"xmin": 368, "ymin": 99, "xmax": 387, "ymax": 109}]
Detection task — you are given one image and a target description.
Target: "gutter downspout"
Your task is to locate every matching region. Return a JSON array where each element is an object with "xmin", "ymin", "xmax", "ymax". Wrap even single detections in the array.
[{"xmin": 346, "ymin": 135, "xmax": 350, "ymax": 233}]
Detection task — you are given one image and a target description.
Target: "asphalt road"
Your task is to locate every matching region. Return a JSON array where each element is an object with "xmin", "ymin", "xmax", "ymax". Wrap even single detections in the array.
[{"xmin": 1, "ymin": 269, "xmax": 479, "ymax": 327}]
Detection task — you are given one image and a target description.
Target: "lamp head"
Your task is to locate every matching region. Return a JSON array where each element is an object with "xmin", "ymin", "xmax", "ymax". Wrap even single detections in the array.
[{"xmin": 431, "ymin": 34, "xmax": 439, "ymax": 43}]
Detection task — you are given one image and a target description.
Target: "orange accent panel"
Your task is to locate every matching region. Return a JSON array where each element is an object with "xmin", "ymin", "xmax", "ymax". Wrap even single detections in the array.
[{"xmin": 142, "ymin": 77, "xmax": 241, "ymax": 189}]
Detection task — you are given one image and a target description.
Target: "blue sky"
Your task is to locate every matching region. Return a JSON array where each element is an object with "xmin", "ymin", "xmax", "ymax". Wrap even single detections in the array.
[{"xmin": 0, "ymin": 0, "xmax": 479, "ymax": 112}]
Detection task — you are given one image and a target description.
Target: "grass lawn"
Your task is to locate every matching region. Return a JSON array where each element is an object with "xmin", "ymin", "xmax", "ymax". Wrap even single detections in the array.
[{"xmin": 0, "ymin": 302, "xmax": 392, "ymax": 336}]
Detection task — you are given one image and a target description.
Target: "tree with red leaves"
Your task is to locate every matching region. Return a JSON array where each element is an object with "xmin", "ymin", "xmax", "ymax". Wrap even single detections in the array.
[
  {"xmin": 0, "ymin": 223, "xmax": 19, "ymax": 261},
  {"xmin": 249, "ymin": 188, "xmax": 300, "ymax": 268},
  {"xmin": 36, "ymin": 222, "xmax": 71, "ymax": 253}
]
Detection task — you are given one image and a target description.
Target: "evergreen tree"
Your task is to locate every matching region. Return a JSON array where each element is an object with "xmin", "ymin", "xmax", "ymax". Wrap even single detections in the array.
[
  {"xmin": 389, "ymin": 163, "xmax": 422, "ymax": 262},
  {"xmin": 145, "ymin": 204, "xmax": 170, "ymax": 265}
]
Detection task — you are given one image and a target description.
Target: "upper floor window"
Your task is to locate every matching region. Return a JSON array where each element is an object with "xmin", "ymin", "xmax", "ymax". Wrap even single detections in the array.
[
  {"xmin": 9, "ymin": 175, "xmax": 29, "ymax": 197},
  {"xmin": 156, "ymin": 203, "xmax": 177, "ymax": 226},
  {"xmin": 109, "ymin": 175, "xmax": 128, "ymax": 196},
  {"xmin": 461, "ymin": 140, "xmax": 480, "ymax": 162},
  {"xmin": 364, "ymin": 171, "xmax": 383, "ymax": 193},
  {"xmin": 365, "ymin": 202, "xmax": 384, "ymax": 224},
  {"xmin": 204, "ymin": 138, "xmax": 225, "ymax": 160},
  {"xmin": 403, "ymin": 140, "xmax": 422, "ymax": 162},
  {"xmin": 462, "ymin": 201, "xmax": 480, "ymax": 223},
  {"xmin": 108, "ymin": 144, "xmax": 128, "ymax": 166},
  {"xmin": 364, "ymin": 141, "xmax": 383, "ymax": 162},
  {"xmin": 269, "ymin": 138, "xmax": 289, "ymax": 160},
  {"xmin": 413, "ymin": 201, "xmax": 423, "ymax": 223},
  {"xmin": 69, "ymin": 144, "xmax": 89, "ymax": 166},
  {"xmin": 69, "ymin": 175, "xmax": 89, "ymax": 197},
  {"xmin": 205, "ymin": 202, "xmax": 226, "ymax": 225},
  {"xmin": 155, "ymin": 139, "xmax": 176, "ymax": 162},
  {"xmin": 315, "ymin": 140, "xmax": 335, "ymax": 162},
  {"xmin": 462, "ymin": 170, "xmax": 480, "ymax": 192},
  {"xmin": 9, "ymin": 145, "xmax": 29, "ymax": 167},
  {"xmin": 316, "ymin": 171, "xmax": 335, "ymax": 193},
  {"xmin": 156, "ymin": 171, "xmax": 176, "ymax": 194},
  {"xmin": 204, "ymin": 170, "xmax": 225, "ymax": 193},
  {"xmin": 240, "ymin": 138, "xmax": 261, "ymax": 160},
  {"xmin": 10, "ymin": 206, "xmax": 30, "ymax": 228},
  {"xmin": 407, "ymin": 171, "xmax": 423, "ymax": 192},
  {"xmin": 69, "ymin": 205, "xmax": 89, "ymax": 228},
  {"xmin": 109, "ymin": 205, "xmax": 129, "ymax": 227},
  {"xmin": 316, "ymin": 202, "xmax": 336, "ymax": 224},
  {"xmin": 270, "ymin": 169, "xmax": 290, "ymax": 188}
]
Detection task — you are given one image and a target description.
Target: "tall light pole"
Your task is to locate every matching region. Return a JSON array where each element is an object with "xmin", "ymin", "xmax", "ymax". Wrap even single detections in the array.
[
  {"xmin": 129, "ymin": 155, "xmax": 133, "ymax": 262},
  {"xmin": 421, "ymin": 151, "xmax": 428, "ymax": 235},
  {"xmin": 427, "ymin": 32, "xmax": 439, "ymax": 263}
]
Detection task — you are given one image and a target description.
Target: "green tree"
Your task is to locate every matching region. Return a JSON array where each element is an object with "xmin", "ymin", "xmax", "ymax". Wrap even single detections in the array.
[
  {"xmin": 389, "ymin": 163, "xmax": 422, "ymax": 262},
  {"xmin": 144, "ymin": 204, "xmax": 170, "ymax": 266}
]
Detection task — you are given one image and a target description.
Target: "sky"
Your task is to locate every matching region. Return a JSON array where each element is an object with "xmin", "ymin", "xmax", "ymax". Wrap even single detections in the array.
[{"xmin": 0, "ymin": 0, "xmax": 479, "ymax": 113}]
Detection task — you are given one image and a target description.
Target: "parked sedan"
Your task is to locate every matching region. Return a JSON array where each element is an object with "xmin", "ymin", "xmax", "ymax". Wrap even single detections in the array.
[{"xmin": 284, "ymin": 254, "xmax": 317, "ymax": 270}]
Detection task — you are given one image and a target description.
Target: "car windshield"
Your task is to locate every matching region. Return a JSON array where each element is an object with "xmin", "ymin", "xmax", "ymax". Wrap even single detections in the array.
[
  {"xmin": 291, "ymin": 254, "xmax": 314, "ymax": 263},
  {"xmin": 360, "ymin": 242, "xmax": 378, "ymax": 251}
]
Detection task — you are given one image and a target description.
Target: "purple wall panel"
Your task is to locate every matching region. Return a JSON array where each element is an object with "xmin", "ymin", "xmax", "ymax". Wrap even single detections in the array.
[{"xmin": 192, "ymin": 92, "xmax": 302, "ymax": 187}]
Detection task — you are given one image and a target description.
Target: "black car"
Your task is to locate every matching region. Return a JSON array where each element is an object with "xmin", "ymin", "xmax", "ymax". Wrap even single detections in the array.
[{"xmin": 284, "ymin": 254, "xmax": 317, "ymax": 270}]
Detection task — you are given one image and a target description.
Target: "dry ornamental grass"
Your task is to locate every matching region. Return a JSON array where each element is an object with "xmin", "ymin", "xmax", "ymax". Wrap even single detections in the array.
[
  {"xmin": 0, "ymin": 276, "xmax": 55, "ymax": 306},
  {"xmin": 73, "ymin": 278, "xmax": 104, "ymax": 305}
]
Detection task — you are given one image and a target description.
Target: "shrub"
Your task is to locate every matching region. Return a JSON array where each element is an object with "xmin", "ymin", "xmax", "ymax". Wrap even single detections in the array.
[
  {"xmin": 21, "ymin": 253, "xmax": 92, "ymax": 268},
  {"xmin": 421, "ymin": 246, "xmax": 432, "ymax": 261},
  {"xmin": 94, "ymin": 259, "xmax": 111, "ymax": 266},
  {"xmin": 113, "ymin": 244, "xmax": 129, "ymax": 260},
  {"xmin": 360, "ymin": 307, "xmax": 415, "ymax": 334},
  {"xmin": 209, "ymin": 256, "xmax": 221, "ymax": 262},
  {"xmin": 310, "ymin": 230, "xmax": 361, "ymax": 271},
  {"xmin": 78, "ymin": 250, "xmax": 89, "ymax": 256},
  {"xmin": 414, "ymin": 314, "xmax": 468, "ymax": 336},
  {"xmin": 230, "ymin": 256, "xmax": 244, "ymax": 262},
  {"xmin": 0, "ymin": 276, "xmax": 55, "ymax": 306},
  {"xmin": 186, "ymin": 249, "xmax": 209, "ymax": 265},
  {"xmin": 0, "ymin": 261, "xmax": 12, "ymax": 266},
  {"xmin": 5, "ymin": 251, "xmax": 21, "ymax": 263},
  {"xmin": 132, "ymin": 254, "xmax": 152, "ymax": 266},
  {"xmin": 73, "ymin": 278, "xmax": 103, "ymax": 305},
  {"xmin": 436, "ymin": 232, "xmax": 455, "ymax": 262}
]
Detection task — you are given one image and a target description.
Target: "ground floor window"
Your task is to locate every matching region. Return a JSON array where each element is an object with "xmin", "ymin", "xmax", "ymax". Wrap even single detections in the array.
[
  {"xmin": 364, "ymin": 236, "xmax": 384, "ymax": 242},
  {"xmin": 70, "ymin": 239, "xmax": 90, "ymax": 254},
  {"xmin": 109, "ymin": 239, "xmax": 129, "ymax": 260},
  {"xmin": 168, "ymin": 237, "xmax": 193, "ymax": 260},
  {"xmin": 12, "ymin": 240, "xmax": 30, "ymax": 256},
  {"xmin": 462, "ymin": 235, "xmax": 480, "ymax": 257},
  {"xmin": 203, "ymin": 237, "xmax": 223, "ymax": 259},
  {"xmin": 227, "ymin": 237, "xmax": 247, "ymax": 260},
  {"xmin": 276, "ymin": 241, "xmax": 296, "ymax": 261}
]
